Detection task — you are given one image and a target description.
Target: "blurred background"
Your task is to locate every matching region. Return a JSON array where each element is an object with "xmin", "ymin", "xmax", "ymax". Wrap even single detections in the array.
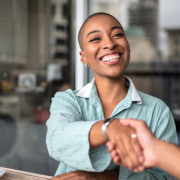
[{"xmin": 0, "ymin": 0, "xmax": 180, "ymax": 176}]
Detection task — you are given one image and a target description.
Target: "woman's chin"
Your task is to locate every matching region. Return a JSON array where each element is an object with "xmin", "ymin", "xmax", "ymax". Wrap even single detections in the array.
[{"xmin": 102, "ymin": 72, "xmax": 125, "ymax": 79}]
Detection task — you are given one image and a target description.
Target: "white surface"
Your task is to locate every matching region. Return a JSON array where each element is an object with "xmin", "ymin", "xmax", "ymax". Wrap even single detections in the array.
[
  {"xmin": 0, "ymin": 168, "xmax": 5, "ymax": 177},
  {"xmin": 47, "ymin": 64, "xmax": 62, "ymax": 82},
  {"xmin": 18, "ymin": 73, "xmax": 36, "ymax": 88}
]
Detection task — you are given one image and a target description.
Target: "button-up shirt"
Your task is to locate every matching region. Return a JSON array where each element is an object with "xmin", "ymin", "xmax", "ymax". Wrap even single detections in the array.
[{"xmin": 46, "ymin": 77, "xmax": 178, "ymax": 180}]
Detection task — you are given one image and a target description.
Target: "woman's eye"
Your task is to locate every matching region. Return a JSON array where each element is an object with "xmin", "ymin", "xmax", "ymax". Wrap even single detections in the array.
[
  {"xmin": 114, "ymin": 33, "xmax": 124, "ymax": 37},
  {"xmin": 89, "ymin": 38, "xmax": 100, "ymax": 42}
]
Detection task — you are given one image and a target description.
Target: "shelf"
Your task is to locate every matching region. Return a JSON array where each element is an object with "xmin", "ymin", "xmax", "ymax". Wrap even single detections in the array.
[
  {"xmin": 52, "ymin": 59, "xmax": 68, "ymax": 66},
  {"xmin": 53, "ymin": 32, "xmax": 68, "ymax": 39},
  {"xmin": 55, "ymin": 45, "xmax": 68, "ymax": 53},
  {"xmin": 52, "ymin": 19, "xmax": 68, "ymax": 26}
]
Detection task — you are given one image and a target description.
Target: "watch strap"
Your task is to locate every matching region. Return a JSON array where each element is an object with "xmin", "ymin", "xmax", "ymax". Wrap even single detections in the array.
[{"xmin": 101, "ymin": 117, "xmax": 115, "ymax": 141}]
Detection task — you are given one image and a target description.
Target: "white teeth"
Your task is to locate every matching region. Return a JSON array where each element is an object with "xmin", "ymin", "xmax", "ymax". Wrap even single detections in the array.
[{"xmin": 101, "ymin": 53, "xmax": 120, "ymax": 61}]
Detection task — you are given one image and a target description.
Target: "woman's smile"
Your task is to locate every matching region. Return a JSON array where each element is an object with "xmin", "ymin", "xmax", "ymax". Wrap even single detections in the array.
[{"xmin": 99, "ymin": 52, "xmax": 123, "ymax": 65}]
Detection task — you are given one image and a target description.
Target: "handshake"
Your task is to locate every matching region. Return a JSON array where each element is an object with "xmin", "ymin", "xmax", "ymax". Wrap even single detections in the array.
[{"xmin": 105, "ymin": 119, "xmax": 180, "ymax": 179}]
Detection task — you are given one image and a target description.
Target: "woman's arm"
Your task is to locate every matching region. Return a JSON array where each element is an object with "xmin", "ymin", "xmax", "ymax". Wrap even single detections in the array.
[
  {"xmin": 46, "ymin": 91, "xmax": 143, "ymax": 172},
  {"xmin": 46, "ymin": 91, "xmax": 101, "ymax": 171}
]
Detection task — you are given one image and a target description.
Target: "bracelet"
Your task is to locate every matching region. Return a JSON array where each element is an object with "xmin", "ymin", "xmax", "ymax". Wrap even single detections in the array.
[{"xmin": 101, "ymin": 117, "xmax": 115, "ymax": 141}]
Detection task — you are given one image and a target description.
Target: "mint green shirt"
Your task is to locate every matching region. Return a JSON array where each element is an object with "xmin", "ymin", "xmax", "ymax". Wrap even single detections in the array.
[{"xmin": 46, "ymin": 77, "xmax": 178, "ymax": 180}]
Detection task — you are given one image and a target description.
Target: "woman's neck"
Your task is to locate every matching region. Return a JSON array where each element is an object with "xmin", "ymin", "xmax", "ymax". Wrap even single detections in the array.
[{"xmin": 95, "ymin": 74, "xmax": 128, "ymax": 105}]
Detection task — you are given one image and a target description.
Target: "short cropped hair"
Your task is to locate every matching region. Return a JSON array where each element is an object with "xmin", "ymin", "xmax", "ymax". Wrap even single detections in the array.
[{"xmin": 78, "ymin": 12, "xmax": 123, "ymax": 50}]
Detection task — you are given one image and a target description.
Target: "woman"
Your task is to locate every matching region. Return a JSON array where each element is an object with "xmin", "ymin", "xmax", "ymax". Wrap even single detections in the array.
[{"xmin": 46, "ymin": 12, "xmax": 177, "ymax": 180}]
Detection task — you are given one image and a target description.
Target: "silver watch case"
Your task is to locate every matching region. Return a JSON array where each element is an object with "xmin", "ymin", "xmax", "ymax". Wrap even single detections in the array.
[{"xmin": 101, "ymin": 117, "xmax": 115, "ymax": 141}]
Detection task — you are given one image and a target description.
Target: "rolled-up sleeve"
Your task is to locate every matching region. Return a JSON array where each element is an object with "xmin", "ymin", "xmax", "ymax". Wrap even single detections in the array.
[{"xmin": 46, "ymin": 90, "xmax": 110, "ymax": 172}]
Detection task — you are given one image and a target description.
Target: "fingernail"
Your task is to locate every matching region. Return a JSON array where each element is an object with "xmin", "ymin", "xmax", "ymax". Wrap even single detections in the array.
[{"xmin": 138, "ymin": 155, "xmax": 143, "ymax": 162}]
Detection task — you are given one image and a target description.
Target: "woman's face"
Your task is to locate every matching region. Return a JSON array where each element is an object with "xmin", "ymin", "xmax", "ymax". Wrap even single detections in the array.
[{"xmin": 80, "ymin": 15, "xmax": 130, "ymax": 79}]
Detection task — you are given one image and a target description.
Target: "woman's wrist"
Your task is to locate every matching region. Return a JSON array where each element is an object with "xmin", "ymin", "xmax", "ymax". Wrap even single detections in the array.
[{"xmin": 89, "ymin": 120, "xmax": 109, "ymax": 150}]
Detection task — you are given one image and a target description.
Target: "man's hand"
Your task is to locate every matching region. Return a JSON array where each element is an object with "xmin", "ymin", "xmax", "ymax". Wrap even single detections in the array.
[
  {"xmin": 50, "ymin": 170, "xmax": 119, "ymax": 180},
  {"xmin": 107, "ymin": 119, "xmax": 158, "ymax": 172},
  {"xmin": 105, "ymin": 119, "xmax": 144, "ymax": 171}
]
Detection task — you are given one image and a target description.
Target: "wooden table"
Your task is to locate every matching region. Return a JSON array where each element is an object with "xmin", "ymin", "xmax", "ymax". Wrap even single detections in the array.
[{"xmin": 0, "ymin": 167, "xmax": 53, "ymax": 180}]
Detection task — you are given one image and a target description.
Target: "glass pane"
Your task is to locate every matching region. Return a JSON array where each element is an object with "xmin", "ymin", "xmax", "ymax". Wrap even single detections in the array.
[{"xmin": 0, "ymin": 0, "xmax": 72, "ymax": 176}]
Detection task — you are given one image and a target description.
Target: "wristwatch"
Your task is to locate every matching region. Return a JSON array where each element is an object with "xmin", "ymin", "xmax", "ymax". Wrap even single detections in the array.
[{"xmin": 101, "ymin": 117, "xmax": 115, "ymax": 141}]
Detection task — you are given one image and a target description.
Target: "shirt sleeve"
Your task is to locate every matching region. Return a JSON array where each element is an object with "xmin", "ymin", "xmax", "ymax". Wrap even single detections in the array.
[
  {"xmin": 118, "ymin": 100, "xmax": 178, "ymax": 180},
  {"xmin": 46, "ymin": 90, "xmax": 110, "ymax": 172}
]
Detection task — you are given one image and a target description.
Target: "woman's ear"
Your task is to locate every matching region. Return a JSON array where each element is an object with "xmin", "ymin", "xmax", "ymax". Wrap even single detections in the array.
[{"xmin": 79, "ymin": 51, "xmax": 88, "ymax": 64}]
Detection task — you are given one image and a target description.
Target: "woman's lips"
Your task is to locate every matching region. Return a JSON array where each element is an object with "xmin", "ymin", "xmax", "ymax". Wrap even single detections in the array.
[
  {"xmin": 100, "ymin": 53, "xmax": 123, "ymax": 65},
  {"xmin": 102, "ymin": 58, "xmax": 121, "ymax": 65}
]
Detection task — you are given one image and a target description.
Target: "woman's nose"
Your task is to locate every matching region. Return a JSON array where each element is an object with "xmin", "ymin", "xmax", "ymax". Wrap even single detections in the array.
[{"xmin": 102, "ymin": 37, "xmax": 118, "ymax": 49}]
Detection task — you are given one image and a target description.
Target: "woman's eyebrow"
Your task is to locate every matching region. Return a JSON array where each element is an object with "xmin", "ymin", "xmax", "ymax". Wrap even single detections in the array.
[
  {"xmin": 86, "ymin": 26, "xmax": 123, "ymax": 37},
  {"xmin": 87, "ymin": 30, "xmax": 101, "ymax": 37},
  {"xmin": 111, "ymin": 26, "xmax": 124, "ymax": 31}
]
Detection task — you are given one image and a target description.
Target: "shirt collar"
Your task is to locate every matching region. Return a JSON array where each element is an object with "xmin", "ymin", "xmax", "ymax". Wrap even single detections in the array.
[{"xmin": 76, "ymin": 76, "xmax": 142, "ymax": 105}]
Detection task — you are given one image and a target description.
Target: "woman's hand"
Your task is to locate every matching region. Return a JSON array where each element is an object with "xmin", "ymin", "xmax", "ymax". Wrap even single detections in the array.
[
  {"xmin": 50, "ymin": 170, "xmax": 119, "ymax": 180},
  {"xmin": 106, "ymin": 119, "xmax": 145, "ymax": 171}
]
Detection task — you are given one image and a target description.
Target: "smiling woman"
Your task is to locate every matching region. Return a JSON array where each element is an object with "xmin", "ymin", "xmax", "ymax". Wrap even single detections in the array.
[
  {"xmin": 46, "ymin": 13, "xmax": 178, "ymax": 180},
  {"xmin": 79, "ymin": 14, "xmax": 130, "ymax": 81}
]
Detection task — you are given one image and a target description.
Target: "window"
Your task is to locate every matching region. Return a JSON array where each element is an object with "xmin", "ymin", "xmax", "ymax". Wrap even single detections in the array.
[{"xmin": 0, "ymin": 0, "xmax": 27, "ymax": 64}]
